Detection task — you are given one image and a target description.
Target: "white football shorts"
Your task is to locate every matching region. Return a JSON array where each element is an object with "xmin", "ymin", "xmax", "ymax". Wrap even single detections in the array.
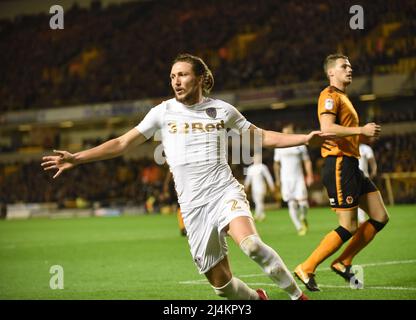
[
  {"xmin": 281, "ymin": 178, "xmax": 307, "ymax": 202},
  {"xmin": 181, "ymin": 184, "xmax": 253, "ymax": 274}
]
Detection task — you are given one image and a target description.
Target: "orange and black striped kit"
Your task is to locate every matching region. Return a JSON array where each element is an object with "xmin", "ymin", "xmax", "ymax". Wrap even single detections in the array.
[{"xmin": 322, "ymin": 155, "xmax": 377, "ymax": 209}]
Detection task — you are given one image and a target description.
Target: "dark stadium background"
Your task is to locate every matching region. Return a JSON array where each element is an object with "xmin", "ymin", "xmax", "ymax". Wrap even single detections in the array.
[{"xmin": 0, "ymin": 0, "xmax": 415, "ymax": 302}]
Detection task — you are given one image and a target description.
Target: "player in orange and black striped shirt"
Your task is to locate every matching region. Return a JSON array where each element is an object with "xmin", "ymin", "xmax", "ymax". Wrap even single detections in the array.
[{"xmin": 294, "ymin": 54, "xmax": 390, "ymax": 291}]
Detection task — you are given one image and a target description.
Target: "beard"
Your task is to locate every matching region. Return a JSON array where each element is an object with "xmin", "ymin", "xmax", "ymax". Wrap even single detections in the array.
[
  {"xmin": 174, "ymin": 88, "xmax": 200, "ymax": 105},
  {"xmin": 175, "ymin": 91, "xmax": 187, "ymax": 103}
]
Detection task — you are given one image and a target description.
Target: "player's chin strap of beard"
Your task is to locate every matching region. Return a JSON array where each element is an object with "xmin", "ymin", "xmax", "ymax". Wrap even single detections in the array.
[{"xmin": 239, "ymin": 234, "xmax": 303, "ymax": 300}]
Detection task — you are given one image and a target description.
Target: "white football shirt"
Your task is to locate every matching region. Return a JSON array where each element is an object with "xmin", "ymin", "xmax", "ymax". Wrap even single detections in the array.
[
  {"xmin": 359, "ymin": 144, "xmax": 375, "ymax": 177},
  {"xmin": 244, "ymin": 163, "xmax": 274, "ymax": 194},
  {"xmin": 136, "ymin": 97, "xmax": 251, "ymax": 209},
  {"xmin": 274, "ymin": 145, "xmax": 310, "ymax": 180}
]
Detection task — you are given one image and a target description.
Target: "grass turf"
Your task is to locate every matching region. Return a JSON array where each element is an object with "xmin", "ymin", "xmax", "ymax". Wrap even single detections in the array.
[{"xmin": 0, "ymin": 205, "xmax": 415, "ymax": 300}]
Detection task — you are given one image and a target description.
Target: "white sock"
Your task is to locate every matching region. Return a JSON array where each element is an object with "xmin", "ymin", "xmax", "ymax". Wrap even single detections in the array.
[
  {"xmin": 288, "ymin": 200, "xmax": 302, "ymax": 231},
  {"xmin": 298, "ymin": 200, "xmax": 309, "ymax": 222},
  {"xmin": 213, "ymin": 277, "xmax": 259, "ymax": 300},
  {"xmin": 240, "ymin": 234, "xmax": 302, "ymax": 300}
]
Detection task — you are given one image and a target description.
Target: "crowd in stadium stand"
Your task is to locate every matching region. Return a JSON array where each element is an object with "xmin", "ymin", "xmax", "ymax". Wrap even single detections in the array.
[
  {"xmin": 372, "ymin": 106, "xmax": 416, "ymax": 123},
  {"xmin": 0, "ymin": 157, "xmax": 169, "ymax": 209},
  {"xmin": 1, "ymin": 0, "xmax": 415, "ymax": 209},
  {"xmin": 1, "ymin": 133, "xmax": 415, "ymax": 207},
  {"xmin": 1, "ymin": 0, "xmax": 415, "ymax": 111}
]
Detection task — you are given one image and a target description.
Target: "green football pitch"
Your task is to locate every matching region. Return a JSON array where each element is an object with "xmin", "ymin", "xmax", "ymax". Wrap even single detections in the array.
[{"xmin": 0, "ymin": 205, "xmax": 415, "ymax": 300}]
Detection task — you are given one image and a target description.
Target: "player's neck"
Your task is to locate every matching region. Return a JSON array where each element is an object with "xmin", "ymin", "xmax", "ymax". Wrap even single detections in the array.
[
  {"xmin": 329, "ymin": 79, "xmax": 349, "ymax": 93},
  {"xmin": 180, "ymin": 93, "xmax": 204, "ymax": 106}
]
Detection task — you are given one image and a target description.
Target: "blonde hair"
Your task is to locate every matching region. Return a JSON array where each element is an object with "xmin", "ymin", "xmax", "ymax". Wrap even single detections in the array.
[{"xmin": 172, "ymin": 53, "xmax": 214, "ymax": 94}]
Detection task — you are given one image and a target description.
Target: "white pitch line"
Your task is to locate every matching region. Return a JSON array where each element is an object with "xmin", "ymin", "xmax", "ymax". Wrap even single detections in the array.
[
  {"xmin": 179, "ymin": 259, "xmax": 416, "ymax": 287},
  {"xmin": 180, "ymin": 279, "xmax": 208, "ymax": 285},
  {"xmin": 238, "ymin": 282, "xmax": 416, "ymax": 291},
  {"xmin": 179, "ymin": 280, "xmax": 416, "ymax": 291},
  {"xmin": 235, "ymin": 259, "xmax": 416, "ymax": 278},
  {"xmin": 179, "ymin": 279, "xmax": 416, "ymax": 291},
  {"xmin": 317, "ymin": 259, "xmax": 416, "ymax": 272},
  {"xmin": 320, "ymin": 285, "xmax": 416, "ymax": 291}
]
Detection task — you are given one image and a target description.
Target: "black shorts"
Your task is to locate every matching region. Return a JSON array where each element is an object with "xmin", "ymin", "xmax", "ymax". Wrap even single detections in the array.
[{"xmin": 322, "ymin": 156, "xmax": 378, "ymax": 210}]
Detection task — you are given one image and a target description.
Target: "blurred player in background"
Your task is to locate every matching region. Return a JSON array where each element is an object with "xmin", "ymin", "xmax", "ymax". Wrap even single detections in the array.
[
  {"xmin": 358, "ymin": 141, "xmax": 378, "ymax": 224},
  {"xmin": 163, "ymin": 170, "xmax": 187, "ymax": 236},
  {"xmin": 274, "ymin": 123, "xmax": 314, "ymax": 236},
  {"xmin": 244, "ymin": 153, "xmax": 275, "ymax": 222},
  {"xmin": 41, "ymin": 54, "xmax": 335, "ymax": 300},
  {"xmin": 294, "ymin": 54, "xmax": 389, "ymax": 291}
]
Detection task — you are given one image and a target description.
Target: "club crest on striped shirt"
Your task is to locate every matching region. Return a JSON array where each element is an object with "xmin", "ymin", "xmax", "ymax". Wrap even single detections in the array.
[{"xmin": 206, "ymin": 108, "xmax": 216, "ymax": 119}]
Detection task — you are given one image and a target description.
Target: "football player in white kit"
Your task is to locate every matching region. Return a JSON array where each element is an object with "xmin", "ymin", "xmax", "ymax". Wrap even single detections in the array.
[
  {"xmin": 41, "ymin": 54, "xmax": 334, "ymax": 300},
  {"xmin": 274, "ymin": 123, "xmax": 314, "ymax": 236},
  {"xmin": 244, "ymin": 154, "xmax": 275, "ymax": 222},
  {"xmin": 358, "ymin": 143, "xmax": 378, "ymax": 224}
]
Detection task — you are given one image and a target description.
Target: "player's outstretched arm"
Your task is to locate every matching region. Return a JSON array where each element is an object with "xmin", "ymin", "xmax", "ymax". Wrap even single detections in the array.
[
  {"xmin": 249, "ymin": 125, "xmax": 336, "ymax": 149},
  {"xmin": 41, "ymin": 128, "xmax": 147, "ymax": 179}
]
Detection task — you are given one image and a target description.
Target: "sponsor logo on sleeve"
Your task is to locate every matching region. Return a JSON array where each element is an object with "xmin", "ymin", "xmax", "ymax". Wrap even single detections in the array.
[{"xmin": 325, "ymin": 98, "xmax": 334, "ymax": 110}]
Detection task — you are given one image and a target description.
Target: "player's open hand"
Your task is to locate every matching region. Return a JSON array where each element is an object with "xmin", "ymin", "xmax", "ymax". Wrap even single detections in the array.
[
  {"xmin": 306, "ymin": 131, "xmax": 338, "ymax": 148},
  {"xmin": 41, "ymin": 150, "xmax": 76, "ymax": 179}
]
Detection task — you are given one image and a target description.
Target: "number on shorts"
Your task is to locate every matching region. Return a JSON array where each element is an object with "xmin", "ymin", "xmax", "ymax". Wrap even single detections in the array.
[{"xmin": 227, "ymin": 200, "xmax": 241, "ymax": 211}]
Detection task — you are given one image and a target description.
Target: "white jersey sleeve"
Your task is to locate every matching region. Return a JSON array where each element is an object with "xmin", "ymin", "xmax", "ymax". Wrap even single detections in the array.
[
  {"xmin": 135, "ymin": 103, "xmax": 164, "ymax": 139},
  {"xmin": 224, "ymin": 103, "xmax": 251, "ymax": 131}
]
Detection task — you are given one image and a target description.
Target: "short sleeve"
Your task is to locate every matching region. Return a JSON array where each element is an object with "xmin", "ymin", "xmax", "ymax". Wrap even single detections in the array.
[
  {"xmin": 224, "ymin": 103, "xmax": 251, "ymax": 131},
  {"xmin": 318, "ymin": 91, "xmax": 339, "ymax": 118},
  {"xmin": 135, "ymin": 103, "xmax": 164, "ymax": 139}
]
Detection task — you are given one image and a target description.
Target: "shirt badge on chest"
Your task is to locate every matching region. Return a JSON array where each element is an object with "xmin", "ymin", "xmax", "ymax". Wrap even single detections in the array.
[{"xmin": 206, "ymin": 108, "xmax": 217, "ymax": 119}]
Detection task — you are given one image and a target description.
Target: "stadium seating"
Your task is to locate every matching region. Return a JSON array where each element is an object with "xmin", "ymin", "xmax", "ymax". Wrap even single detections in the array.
[
  {"xmin": 1, "ymin": 0, "xmax": 415, "ymax": 208},
  {"xmin": 0, "ymin": 0, "xmax": 415, "ymax": 111}
]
